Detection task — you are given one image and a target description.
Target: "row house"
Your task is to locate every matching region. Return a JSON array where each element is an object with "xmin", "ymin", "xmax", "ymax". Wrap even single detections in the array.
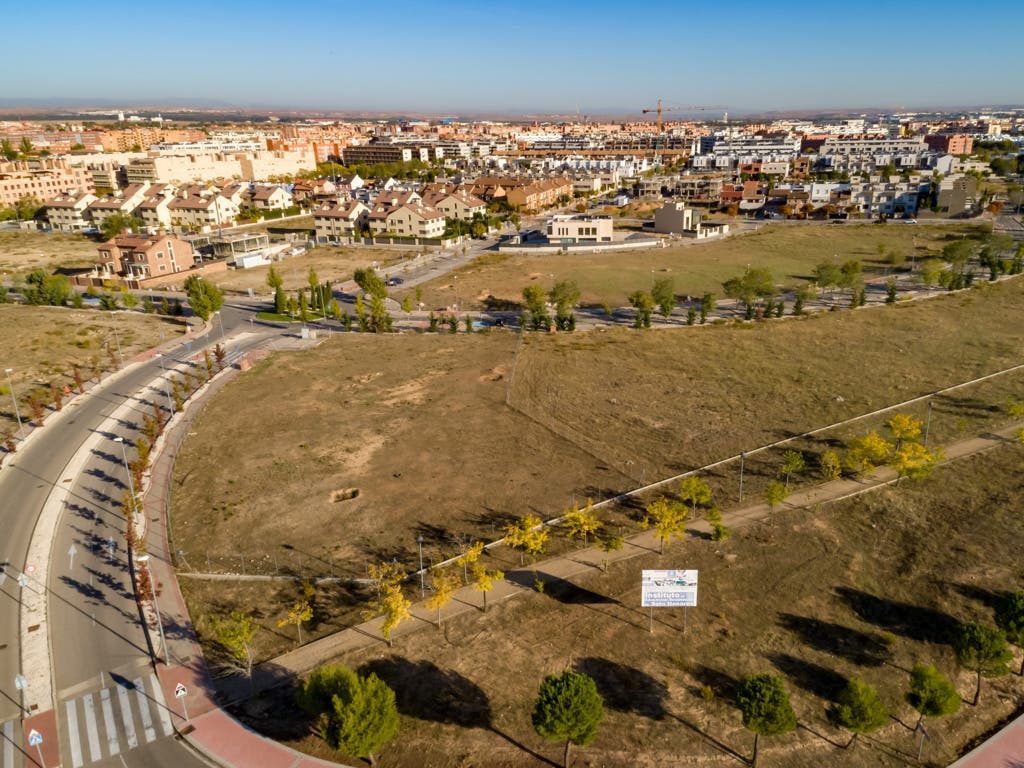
[
  {"xmin": 848, "ymin": 179, "xmax": 926, "ymax": 218},
  {"xmin": 505, "ymin": 178, "xmax": 573, "ymax": 211},
  {"xmin": 243, "ymin": 184, "xmax": 293, "ymax": 211},
  {"xmin": 168, "ymin": 188, "xmax": 241, "ymax": 232},
  {"xmin": 420, "ymin": 189, "xmax": 486, "ymax": 220},
  {"xmin": 86, "ymin": 183, "xmax": 152, "ymax": 231},
  {"xmin": 135, "ymin": 184, "xmax": 176, "ymax": 230},
  {"xmin": 313, "ymin": 200, "xmax": 370, "ymax": 243},
  {"xmin": 95, "ymin": 232, "xmax": 196, "ymax": 281},
  {"xmin": 46, "ymin": 192, "xmax": 98, "ymax": 232},
  {"xmin": 377, "ymin": 203, "xmax": 445, "ymax": 238}
]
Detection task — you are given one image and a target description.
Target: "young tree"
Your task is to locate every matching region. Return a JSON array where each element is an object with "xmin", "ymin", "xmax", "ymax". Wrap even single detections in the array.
[
  {"xmin": 736, "ymin": 674, "xmax": 797, "ymax": 768},
  {"xmin": 562, "ymin": 499, "xmax": 602, "ymax": 545},
  {"xmin": 828, "ymin": 678, "xmax": 889, "ymax": 748},
  {"xmin": 844, "ymin": 431, "xmax": 893, "ymax": 476},
  {"xmin": 907, "ymin": 664, "xmax": 960, "ymax": 729},
  {"xmin": 651, "ymin": 277, "xmax": 675, "ymax": 319},
  {"xmin": 211, "ymin": 610, "xmax": 259, "ymax": 681},
  {"xmin": 425, "ymin": 568, "xmax": 460, "ymax": 628},
  {"xmin": 886, "ymin": 413, "xmax": 922, "ymax": 451},
  {"xmin": 763, "ymin": 480, "xmax": 788, "ymax": 521},
  {"xmin": 597, "ymin": 534, "xmax": 624, "ymax": 572},
  {"xmin": 522, "ymin": 284, "xmax": 551, "ymax": 331},
  {"xmin": 891, "ymin": 442, "xmax": 938, "ymax": 483},
  {"xmin": 723, "ymin": 267, "xmax": 774, "ymax": 317},
  {"xmin": 549, "ymin": 280, "xmax": 580, "ymax": 330},
  {"xmin": 532, "ymin": 670, "xmax": 604, "ymax": 768},
  {"xmin": 780, "ymin": 450, "xmax": 805, "ymax": 490},
  {"xmin": 266, "ymin": 264, "xmax": 283, "ymax": 292},
  {"xmin": 471, "ymin": 562, "xmax": 503, "ymax": 612},
  {"xmin": 628, "ymin": 290, "xmax": 654, "ymax": 328},
  {"xmin": 401, "ymin": 295, "xmax": 412, "ymax": 314},
  {"xmin": 278, "ymin": 599, "xmax": 314, "ymax": 645},
  {"xmin": 678, "ymin": 476, "xmax": 712, "ymax": 516},
  {"xmin": 640, "ymin": 496, "xmax": 688, "ymax": 554},
  {"xmin": 820, "ymin": 449, "xmax": 842, "ymax": 480},
  {"xmin": 456, "ymin": 541, "xmax": 484, "ymax": 584},
  {"xmin": 297, "ymin": 665, "xmax": 399, "ymax": 768},
  {"xmin": 953, "ymin": 622, "xmax": 1013, "ymax": 705},
  {"xmin": 994, "ymin": 591, "xmax": 1024, "ymax": 675},
  {"xmin": 700, "ymin": 292, "xmax": 715, "ymax": 324},
  {"xmin": 707, "ymin": 506, "xmax": 730, "ymax": 542},
  {"xmin": 378, "ymin": 584, "xmax": 410, "ymax": 647},
  {"xmin": 504, "ymin": 514, "xmax": 549, "ymax": 564},
  {"xmin": 99, "ymin": 212, "xmax": 142, "ymax": 241},
  {"xmin": 183, "ymin": 275, "xmax": 224, "ymax": 321}
]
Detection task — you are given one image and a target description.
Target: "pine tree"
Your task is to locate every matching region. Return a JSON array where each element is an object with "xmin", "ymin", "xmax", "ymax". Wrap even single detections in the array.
[{"xmin": 532, "ymin": 671, "xmax": 604, "ymax": 768}]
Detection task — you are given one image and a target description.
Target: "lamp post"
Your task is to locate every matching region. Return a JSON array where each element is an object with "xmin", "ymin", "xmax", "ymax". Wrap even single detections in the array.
[
  {"xmin": 111, "ymin": 328, "xmax": 124, "ymax": 369},
  {"xmin": 214, "ymin": 310, "xmax": 225, "ymax": 341},
  {"xmin": 154, "ymin": 353, "xmax": 174, "ymax": 413},
  {"xmin": 417, "ymin": 536, "xmax": 425, "ymax": 597},
  {"xmin": 4, "ymin": 368, "xmax": 23, "ymax": 436},
  {"xmin": 113, "ymin": 436, "xmax": 136, "ymax": 512},
  {"xmin": 133, "ymin": 553, "xmax": 169, "ymax": 664}
]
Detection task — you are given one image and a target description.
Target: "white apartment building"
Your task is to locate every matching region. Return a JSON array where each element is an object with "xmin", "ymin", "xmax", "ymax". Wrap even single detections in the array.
[
  {"xmin": 314, "ymin": 200, "xmax": 370, "ymax": 242},
  {"xmin": 546, "ymin": 214, "xmax": 613, "ymax": 244},
  {"xmin": 45, "ymin": 191, "xmax": 97, "ymax": 232}
]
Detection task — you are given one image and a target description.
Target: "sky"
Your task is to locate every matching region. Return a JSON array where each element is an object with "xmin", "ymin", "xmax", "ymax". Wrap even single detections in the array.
[{"xmin": 3, "ymin": 0, "xmax": 1022, "ymax": 115}]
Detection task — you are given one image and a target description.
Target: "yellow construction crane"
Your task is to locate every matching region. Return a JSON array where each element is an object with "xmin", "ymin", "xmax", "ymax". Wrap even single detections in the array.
[{"xmin": 641, "ymin": 100, "xmax": 724, "ymax": 162}]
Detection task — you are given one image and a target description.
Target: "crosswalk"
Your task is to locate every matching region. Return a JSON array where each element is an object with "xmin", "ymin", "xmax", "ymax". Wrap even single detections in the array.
[
  {"xmin": 1, "ymin": 719, "xmax": 23, "ymax": 768},
  {"xmin": 60, "ymin": 673, "xmax": 175, "ymax": 768}
]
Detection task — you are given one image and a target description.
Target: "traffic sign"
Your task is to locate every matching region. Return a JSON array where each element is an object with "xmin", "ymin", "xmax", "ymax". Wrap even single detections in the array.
[
  {"xmin": 17, "ymin": 573, "xmax": 27, "ymax": 588},
  {"xmin": 27, "ymin": 729, "xmax": 42, "ymax": 746},
  {"xmin": 14, "ymin": 674, "xmax": 26, "ymax": 690},
  {"xmin": 25, "ymin": 564, "xmax": 35, "ymax": 574},
  {"xmin": 175, "ymin": 683, "xmax": 188, "ymax": 698}
]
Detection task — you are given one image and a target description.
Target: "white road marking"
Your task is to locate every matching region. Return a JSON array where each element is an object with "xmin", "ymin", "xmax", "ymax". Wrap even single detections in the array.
[
  {"xmin": 83, "ymin": 693, "xmax": 102, "ymax": 762},
  {"xmin": 115, "ymin": 683, "xmax": 138, "ymax": 750},
  {"xmin": 100, "ymin": 687, "xmax": 120, "ymax": 756},
  {"xmin": 149, "ymin": 674, "xmax": 174, "ymax": 736},
  {"xmin": 65, "ymin": 699, "xmax": 84, "ymax": 768},
  {"xmin": 133, "ymin": 678, "xmax": 155, "ymax": 743}
]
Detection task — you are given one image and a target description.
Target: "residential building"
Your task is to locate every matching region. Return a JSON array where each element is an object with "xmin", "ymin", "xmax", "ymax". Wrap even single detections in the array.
[
  {"xmin": 506, "ymin": 178, "xmax": 573, "ymax": 211},
  {"xmin": 45, "ymin": 191, "xmax": 98, "ymax": 232},
  {"xmin": 168, "ymin": 188, "xmax": 240, "ymax": 232},
  {"xmin": 135, "ymin": 185, "xmax": 176, "ymax": 230},
  {"xmin": 546, "ymin": 214, "xmax": 613, "ymax": 244},
  {"xmin": 673, "ymin": 175, "xmax": 724, "ymax": 205},
  {"xmin": 0, "ymin": 159, "xmax": 94, "ymax": 207},
  {"xmin": 342, "ymin": 144, "xmax": 421, "ymax": 165},
  {"xmin": 245, "ymin": 185, "xmax": 293, "ymax": 211},
  {"xmin": 313, "ymin": 200, "xmax": 370, "ymax": 242},
  {"xmin": 652, "ymin": 201, "xmax": 729, "ymax": 238},
  {"xmin": 370, "ymin": 202, "xmax": 445, "ymax": 238},
  {"xmin": 95, "ymin": 232, "xmax": 196, "ymax": 281},
  {"xmin": 924, "ymin": 134, "xmax": 973, "ymax": 155},
  {"xmin": 936, "ymin": 174, "xmax": 977, "ymax": 216},
  {"xmin": 86, "ymin": 183, "xmax": 151, "ymax": 230},
  {"xmin": 420, "ymin": 189, "xmax": 486, "ymax": 220}
]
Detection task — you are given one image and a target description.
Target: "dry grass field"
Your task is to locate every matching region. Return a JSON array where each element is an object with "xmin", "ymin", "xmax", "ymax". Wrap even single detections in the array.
[
  {"xmin": 172, "ymin": 277, "xmax": 1024, "ymax": 665},
  {"xmin": 0, "ymin": 305, "xmax": 185, "ymax": 434},
  {"xmin": 235, "ymin": 442, "xmax": 1024, "ymax": 768},
  {"xmin": 213, "ymin": 245, "xmax": 408, "ymax": 294},
  {"xmin": 404, "ymin": 222, "xmax": 980, "ymax": 311},
  {"xmin": 0, "ymin": 230, "xmax": 99, "ymax": 278}
]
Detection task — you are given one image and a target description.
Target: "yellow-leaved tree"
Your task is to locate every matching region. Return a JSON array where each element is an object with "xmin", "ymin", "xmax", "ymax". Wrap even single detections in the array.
[
  {"xmin": 562, "ymin": 499, "xmax": 602, "ymax": 545},
  {"xmin": 640, "ymin": 496, "xmax": 688, "ymax": 554},
  {"xmin": 504, "ymin": 514, "xmax": 549, "ymax": 564}
]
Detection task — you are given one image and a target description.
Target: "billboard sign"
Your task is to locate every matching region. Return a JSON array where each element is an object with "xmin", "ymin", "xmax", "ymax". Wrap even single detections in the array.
[{"xmin": 642, "ymin": 569, "xmax": 698, "ymax": 608}]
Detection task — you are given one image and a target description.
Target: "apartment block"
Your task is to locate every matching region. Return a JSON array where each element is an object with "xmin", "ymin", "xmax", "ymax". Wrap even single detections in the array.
[
  {"xmin": 45, "ymin": 192, "xmax": 98, "ymax": 232},
  {"xmin": 95, "ymin": 232, "xmax": 196, "ymax": 280},
  {"xmin": 0, "ymin": 159, "xmax": 94, "ymax": 207}
]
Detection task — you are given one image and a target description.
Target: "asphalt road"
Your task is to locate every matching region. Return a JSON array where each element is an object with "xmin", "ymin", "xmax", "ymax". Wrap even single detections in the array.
[{"xmin": 0, "ymin": 306, "xmax": 268, "ymax": 767}]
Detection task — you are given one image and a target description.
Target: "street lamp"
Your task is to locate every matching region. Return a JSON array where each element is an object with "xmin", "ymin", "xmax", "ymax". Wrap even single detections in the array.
[
  {"xmin": 113, "ymin": 436, "xmax": 137, "ymax": 511},
  {"xmin": 417, "ymin": 536, "xmax": 425, "ymax": 597},
  {"xmin": 133, "ymin": 553, "xmax": 169, "ymax": 664},
  {"xmin": 214, "ymin": 310, "xmax": 225, "ymax": 341},
  {"xmin": 154, "ymin": 353, "xmax": 174, "ymax": 413},
  {"xmin": 110, "ymin": 328, "xmax": 125, "ymax": 369},
  {"xmin": 4, "ymin": 368, "xmax": 23, "ymax": 436}
]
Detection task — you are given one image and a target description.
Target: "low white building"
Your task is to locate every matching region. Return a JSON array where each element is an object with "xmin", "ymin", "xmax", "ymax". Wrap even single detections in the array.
[
  {"xmin": 546, "ymin": 214, "xmax": 613, "ymax": 244},
  {"xmin": 652, "ymin": 201, "xmax": 729, "ymax": 239}
]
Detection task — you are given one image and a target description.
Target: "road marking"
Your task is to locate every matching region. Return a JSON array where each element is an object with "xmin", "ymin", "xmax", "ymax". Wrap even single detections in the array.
[
  {"xmin": 83, "ymin": 693, "xmax": 102, "ymax": 762},
  {"xmin": 3, "ymin": 720, "xmax": 14, "ymax": 768},
  {"xmin": 133, "ymin": 678, "xmax": 155, "ymax": 743},
  {"xmin": 65, "ymin": 699, "xmax": 84, "ymax": 768},
  {"xmin": 115, "ymin": 683, "xmax": 138, "ymax": 750},
  {"xmin": 100, "ymin": 687, "xmax": 120, "ymax": 756},
  {"xmin": 149, "ymin": 673, "xmax": 174, "ymax": 736}
]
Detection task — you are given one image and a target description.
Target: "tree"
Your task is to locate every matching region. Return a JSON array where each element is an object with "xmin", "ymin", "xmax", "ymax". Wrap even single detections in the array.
[
  {"xmin": 919, "ymin": 258, "xmax": 944, "ymax": 288},
  {"xmin": 780, "ymin": 450, "xmax": 805, "ymax": 490},
  {"xmin": 562, "ymin": 498, "xmax": 602, "ymax": 544},
  {"xmin": 456, "ymin": 541, "xmax": 484, "ymax": 584},
  {"xmin": 266, "ymin": 264, "xmax": 283, "ymax": 291},
  {"xmin": 722, "ymin": 267, "xmax": 774, "ymax": 316},
  {"xmin": 425, "ymin": 568, "xmax": 460, "ymax": 627},
  {"xmin": 700, "ymin": 292, "xmax": 715, "ymax": 324},
  {"xmin": 736, "ymin": 674, "xmax": 797, "ymax": 767},
  {"xmin": 628, "ymin": 290, "xmax": 654, "ymax": 328},
  {"xmin": 183, "ymin": 275, "xmax": 223, "ymax": 321},
  {"xmin": 844, "ymin": 431, "xmax": 892, "ymax": 476},
  {"xmin": 678, "ymin": 476, "xmax": 712, "ymax": 516},
  {"xmin": 297, "ymin": 665, "xmax": 399, "ymax": 767},
  {"xmin": 812, "ymin": 262, "xmax": 843, "ymax": 300},
  {"xmin": 353, "ymin": 268, "xmax": 387, "ymax": 299},
  {"xmin": 19, "ymin": 137, "xmax": 33, "ymax": 157},
  {"xmin": 764, "ymin": 480, "xmax": 788, "ymax": 520},
  {"xmin": 828, "ymin": 678, "xmax": 888, "ymax": 748},
  {"xmin": 953, "ymin": 622, "xmax": 1013, "ymax": 705},
  {"xmin": 100, "ymin": 212, "xmax": 142, "ymax": 241},
  {"xmin": 820, "ymin": 449, "xmax": 842, "ymax": 480},
  {"xmin": 278, "ymin": 599, "xmax": 313, "ymax": 645},
  {"xmin": 707, "ymin": 507, "xmax": 730, "ymax": 541},
  {"xmin": 0, "ymin": 139, "xmax": 15, "ymax": 161},
  {"xmin": 532, "ymin": 670, "xmax": 604, "ymax": 768},
  {"xmin": 522, "ymin": 284, "xmax": 551, "ymax": 331},
  {"xmin": 886, "ymin": 413, "xmax": 922, "ymax": 450},
  {"xmin": 401, "ymin": 295, "xmax": 412, "ymax": 314},
  {"xmin": 471, "ymin": 562, "xmax": 503, "ymax": 612},
  {"xmin": 907, "ymin": 664, "xmax": 960, "ymax": 729},
  {"xmin": 504, "ymin": 514, "xmax": 549, "ymax": 564},
  {"xmin": 597, "ymin": 534, "xmax": 624, "ymax": 572},
  {"xmin": 651, "ymin": 277, "xmax": 675, "ymax": 319},
  {"xmin": 22, "ymin": 270, "xmax": 70, "ymax": 306},
  {"xmin": 211, "ymin": 610, "xmax": 259, "ymax": 681},
  {"xmin": 891, "ymin": 442, "xmax": 938, "ymax": 482},
  {"xmin": 549, "ymin": 280, "xmax": 580, "ymax": 330},
  {"xmin": 307, "ymin": 267, "xmax": 320, "ymax": 309},
  {"xmin": 378, "ymin": 584, "xmax": 410, "ymax": 647},
  {"xmin": 640, "ymin": 496, "xmax": 688, "ymax": 554},
  {"xmin": 994, "ymin": 591, "xmax": 1024, "ymax": 675}
]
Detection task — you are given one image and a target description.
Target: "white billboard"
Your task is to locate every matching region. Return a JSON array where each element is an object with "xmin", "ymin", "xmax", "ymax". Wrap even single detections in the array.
[{"xmin": 642, "ymin": 569, "xmax": 698, "ymax": 608}]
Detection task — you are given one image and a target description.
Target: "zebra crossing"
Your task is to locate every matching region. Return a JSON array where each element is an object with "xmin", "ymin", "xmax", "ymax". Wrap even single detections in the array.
[
  {"xmin": 1, "ymin": 719, "xmax": 23, "ymax": 768},
  {"xmin": 60, "ymin": 673, "xmax": 175, "ymax": 767}
]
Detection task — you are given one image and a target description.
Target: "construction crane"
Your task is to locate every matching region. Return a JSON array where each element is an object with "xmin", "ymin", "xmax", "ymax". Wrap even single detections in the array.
[{"xmin": 641, "ymin": 100, "xmax": 725, "ymax": 162}]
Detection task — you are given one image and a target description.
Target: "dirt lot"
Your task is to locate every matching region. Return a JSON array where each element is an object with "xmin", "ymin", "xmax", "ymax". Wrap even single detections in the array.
[
  {"xmin": 0, "ymin": 305, "xmax": 185, "ymax": 435},
  {"xmin": 235, "ymin": 441, "xmax": 1024, "ymax": 768},
  {"xmin": 214, "ymin": 245, "xmax": 408, "ymax": 295},
  {"xmin": 404, "ymin": 222, "xmax": 979, "ymax": 311},
  {"xmin": 172, "ymin": 277, "xmax": 1024, "ymax": 662},
  {"xmin": 0, "ymin": 230, "xmax": 99, "ymax": 279}
]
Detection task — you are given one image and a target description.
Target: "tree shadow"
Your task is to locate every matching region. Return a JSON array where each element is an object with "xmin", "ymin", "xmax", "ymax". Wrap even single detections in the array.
[
  {"xmin": 665, "ymin": 712, "xmax": 749, "ymax": 764},
  {"xmin": 360, "ymin": 657, "xmax": 491, "ymax": 728},
  {"xmin": 688, "ymin": 665, "xmax": 742, "ymax": 703},
  {"xmin": 574, "ymin": 657, "xmax": 667, "ymax": 720},
  {"xmin": 767, "ymin": 652, "xmax": 848, "ymax": 701},
  {"xmin": 506, "ymin": 572, "xmax": 617, "ymax": 605},
  {"xmin": 84, "ymin": 466, "xmax": 127, "ymax": 490},
  {"xmin": 835, "ymin": 586, "xmax": 961, "ymax": 645},
  {"xmin": 778, "ymin": 613, "xmax": 892, "ymax": 666},
  {"xmin": 949, "ymin": 582, "xmax": 1008, "ymax": 611}
]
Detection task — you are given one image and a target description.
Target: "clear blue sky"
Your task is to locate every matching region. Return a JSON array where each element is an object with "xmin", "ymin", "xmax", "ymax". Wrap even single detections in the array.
[{"xmin": 4, "ymin": 0, "xmax": 1021, "ymax": 114}]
